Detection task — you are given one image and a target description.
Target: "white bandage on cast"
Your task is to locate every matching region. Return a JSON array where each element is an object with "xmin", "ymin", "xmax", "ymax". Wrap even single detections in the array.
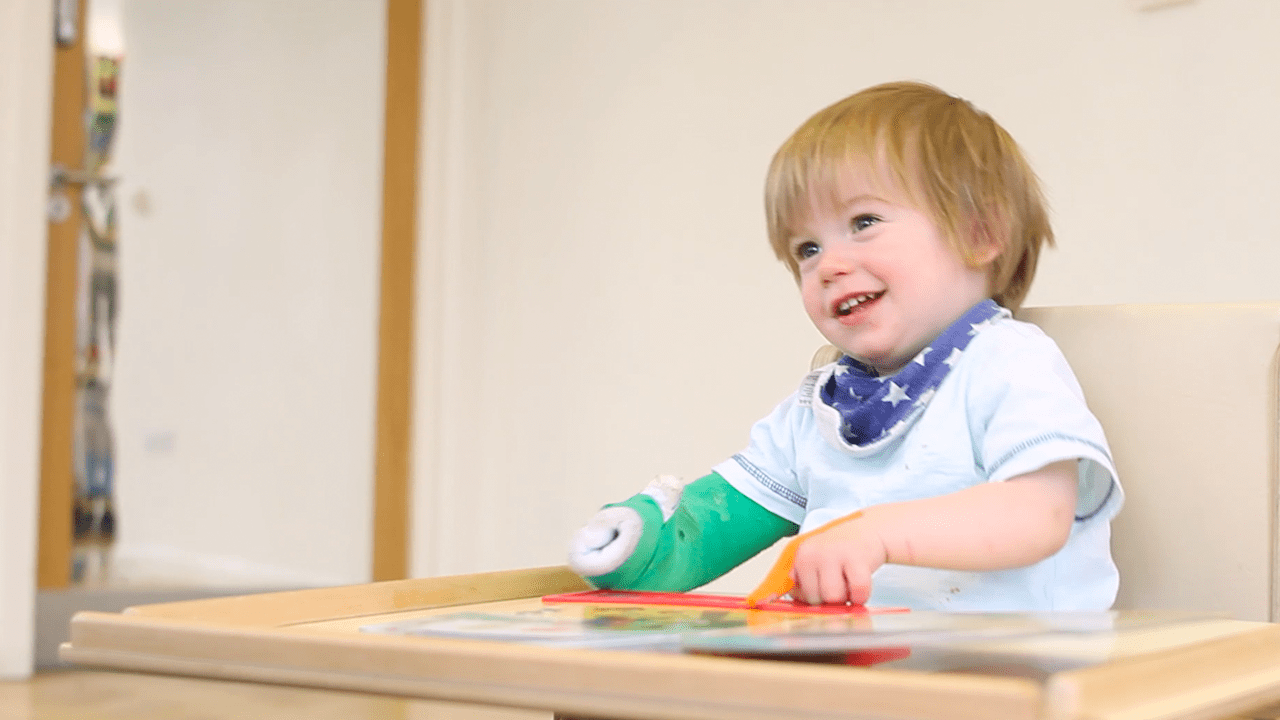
[
  {"xmin": 640, "ymin": 473, "xmax": 692, "ymax": 521},
  {"xmin": 567, "ymin": 505, "xmax": 644, "ymax": 577},
  {"xmin": 567, "ymin": 475, "xmax": 692, "ymax": 577}
]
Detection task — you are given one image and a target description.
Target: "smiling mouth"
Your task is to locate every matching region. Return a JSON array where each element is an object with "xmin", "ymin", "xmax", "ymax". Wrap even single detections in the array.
[{"xmin": 835, "ymin": 292, "xmax": 884, "ymax": 316}]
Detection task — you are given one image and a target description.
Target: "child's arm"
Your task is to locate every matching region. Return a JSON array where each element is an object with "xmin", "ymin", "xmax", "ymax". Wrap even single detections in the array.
[
  {"xmin": 568, "ymin": 472, "xmax": 797, "ymax": 592},
  {"xmin": 782, "ymin": 460, "xmax": 1078, "ymax": 605}
]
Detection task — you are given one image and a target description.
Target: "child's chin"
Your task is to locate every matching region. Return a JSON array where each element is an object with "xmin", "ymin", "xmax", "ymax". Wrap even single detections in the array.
[{"xmin": 853, "ymin": 352, "xmax": 908, "ymax": 376}]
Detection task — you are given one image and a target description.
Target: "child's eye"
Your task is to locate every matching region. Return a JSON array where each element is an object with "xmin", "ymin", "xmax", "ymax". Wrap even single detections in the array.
[
  {"xmin": 851, "ymin": 214, "xmax": 881, "ymax": 233},
  {"xmin": 792, "ymin": 240, "xmax": 820, "ymax": 261}
]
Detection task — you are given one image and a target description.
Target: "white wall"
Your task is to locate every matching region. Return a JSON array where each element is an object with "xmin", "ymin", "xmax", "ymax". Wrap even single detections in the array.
[
  {"xmin": 412, "ymin": 0, "xmax": 1280, "ymax": 591},
  {"xmin": 0, "ymin": 0, "xmax": 55, "ymax": 680},
  {"xmin": 108, "ymin": 0, "xmax": 386, "ymax": 587}
]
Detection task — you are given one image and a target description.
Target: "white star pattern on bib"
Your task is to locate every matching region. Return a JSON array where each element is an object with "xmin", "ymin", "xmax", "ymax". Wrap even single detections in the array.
[{"xmin": 883, "ymin": 382, "xmax": 910, "ymax": 407}]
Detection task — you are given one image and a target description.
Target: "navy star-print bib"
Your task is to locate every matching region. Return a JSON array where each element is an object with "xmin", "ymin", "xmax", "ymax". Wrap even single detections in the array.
[{"xmin": 819, "ymin": 299, "xmax": 1007, "ymax": 448}]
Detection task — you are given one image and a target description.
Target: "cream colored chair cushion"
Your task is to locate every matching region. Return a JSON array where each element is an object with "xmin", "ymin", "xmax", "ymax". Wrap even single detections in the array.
[
  {"xmin": 810, "ymin": 304, "xmax": 1280, "ymax": 621},
  {"xmin": 1021, "ymin": 304, "xmax": 1280, "ymax": 622}
]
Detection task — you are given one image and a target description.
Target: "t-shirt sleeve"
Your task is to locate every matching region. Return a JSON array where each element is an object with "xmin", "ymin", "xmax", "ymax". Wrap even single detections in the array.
[
  {"xmin": 966, "ymin": 328, "xmax": 1122, "ymax": 522},
  {"xmin": 712, "ymin": 384, "xmax": 813, "ymax": 527}
]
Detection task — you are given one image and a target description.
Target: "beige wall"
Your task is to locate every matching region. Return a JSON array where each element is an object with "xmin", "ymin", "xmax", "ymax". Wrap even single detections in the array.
[
  {"xmin": 0, "ymin": 0, "xmax": 54, "ymax": 680},
  {"xmin": 411, "ymin": 0, "xmax": 1280, "ymax": 591}
]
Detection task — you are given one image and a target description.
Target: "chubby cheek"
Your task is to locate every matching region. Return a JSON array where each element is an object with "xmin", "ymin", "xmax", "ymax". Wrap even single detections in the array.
[{"xmin": 799, "ymin": 282, "xmax": 827, "ymax": 325}]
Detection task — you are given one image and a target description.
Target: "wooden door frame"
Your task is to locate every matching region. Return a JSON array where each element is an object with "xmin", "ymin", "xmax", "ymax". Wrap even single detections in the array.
[
  {"xmin": 36, "ymin": 0, "xmax": 422, "ymax": 587},
  {"xmin": 372, "ymin": 0, "xmax": 423, "ymax": 581},
  {"xmin": 37, "ymin": 0, "xmax": 87, "ymax": 589}
]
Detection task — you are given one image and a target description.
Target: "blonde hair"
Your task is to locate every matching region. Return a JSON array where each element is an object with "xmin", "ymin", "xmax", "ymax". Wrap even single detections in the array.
[{"xmin": 764, "ymin": 81, "xmax": 1053, "ymax": 311}]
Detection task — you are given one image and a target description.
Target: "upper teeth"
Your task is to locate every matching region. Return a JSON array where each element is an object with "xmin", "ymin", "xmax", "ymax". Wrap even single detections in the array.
[{"xmin": 838, "ymin": 293, "xmax": 879, "ymax": 315}]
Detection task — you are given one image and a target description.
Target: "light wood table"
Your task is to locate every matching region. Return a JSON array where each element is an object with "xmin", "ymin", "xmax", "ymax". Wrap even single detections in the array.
[{"xmin": 60, "ymin": 566, "xmax": 1280, "ymax": 720}]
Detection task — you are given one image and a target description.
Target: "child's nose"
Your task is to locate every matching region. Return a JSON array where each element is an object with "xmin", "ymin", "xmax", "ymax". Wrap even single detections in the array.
[{"xmin": 817, "ymin": 244, "xmax": 854, "ymax": 283}]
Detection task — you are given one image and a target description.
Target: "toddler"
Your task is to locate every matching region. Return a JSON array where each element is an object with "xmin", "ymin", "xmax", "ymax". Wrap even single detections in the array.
[{"xmin": 567, "ymin": 81, "xmax": 1121, "ymax": 610}]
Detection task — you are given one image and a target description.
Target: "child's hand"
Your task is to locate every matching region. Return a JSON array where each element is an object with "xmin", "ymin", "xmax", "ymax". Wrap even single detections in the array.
[
  {"xmin": 745, "ymin": 510, "xmax": 868, "ymax": 606},
  {"xmin": 790, "ymin": 515, "xmax": 888, "ymax": 605}
]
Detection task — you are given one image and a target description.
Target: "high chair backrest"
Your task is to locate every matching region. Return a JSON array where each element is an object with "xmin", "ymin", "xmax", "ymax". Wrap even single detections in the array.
[
  {"xmin": 1019, "ymin": 304, "xmax": 1280, "ymax": 622},
  {"xmin": 811, "ymin": 304, "xmax": 1280, "ymax": 621}
]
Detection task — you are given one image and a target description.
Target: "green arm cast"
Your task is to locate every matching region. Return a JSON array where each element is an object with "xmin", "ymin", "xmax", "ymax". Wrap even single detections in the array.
[{"xmin": 585, "ymin": 471, "xmax": 798, "ymax": 592}]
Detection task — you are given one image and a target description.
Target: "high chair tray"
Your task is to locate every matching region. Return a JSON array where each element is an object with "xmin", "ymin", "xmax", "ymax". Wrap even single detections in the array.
[{"xmin": 60, "ymin": 565, "xmax": 1280, "ymax": 720}]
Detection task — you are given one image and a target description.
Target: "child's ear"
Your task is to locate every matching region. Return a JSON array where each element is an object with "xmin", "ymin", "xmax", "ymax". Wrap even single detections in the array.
[{"xmin": 968, "ymin": 216, "xmax": 1005, "ymax": 267}]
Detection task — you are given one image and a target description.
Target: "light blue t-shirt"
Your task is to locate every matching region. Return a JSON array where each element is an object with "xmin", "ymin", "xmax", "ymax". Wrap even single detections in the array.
[{"xmin": 713, "ymin": 316, "xmax": 1123, "ymax": 611}]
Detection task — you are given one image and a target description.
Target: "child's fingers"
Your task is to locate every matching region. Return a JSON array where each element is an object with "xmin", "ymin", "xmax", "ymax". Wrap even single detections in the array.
[
  {"xmin": 820, "ymin": 564, "xmax": 853, "ymax": 605},
  {"xmin": 746, "ymin": 510, "xmax": 865, "ymax": 607},
  {"xmin": 793, "ymin": 561, "xmax": 827, "ymax": 606},
  {"xmin": 843, "ymin": 564, "xmax": 874, "ymax": 606},
  {"xmin": 792, "ymin": 556, "xmax": 851, "ymax": 605}
]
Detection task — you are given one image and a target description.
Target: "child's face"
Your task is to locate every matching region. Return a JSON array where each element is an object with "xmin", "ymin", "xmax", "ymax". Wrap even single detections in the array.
[{"xmin": 788, "ymin": 165, "xmax": 994, "ymax": 376}]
